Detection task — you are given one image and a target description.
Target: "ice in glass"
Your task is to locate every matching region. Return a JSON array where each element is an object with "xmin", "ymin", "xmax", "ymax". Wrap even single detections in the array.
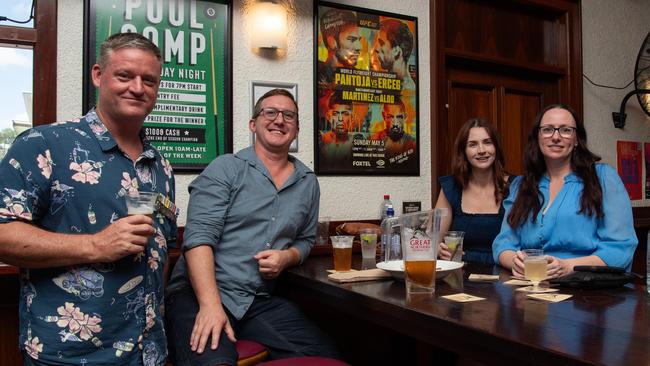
[
  {"xmin": 359, "ymin": 228, "xmax": 378, "ymax": 259},
  {"xmin": 444, "ymin": 231, "xmax": 465, "ymax": 262}
]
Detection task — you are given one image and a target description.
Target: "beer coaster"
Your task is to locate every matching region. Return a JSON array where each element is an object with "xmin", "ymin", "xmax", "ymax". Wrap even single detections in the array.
[
  {"xmin": 503, "ymin": 279, "xmax": 533, "ymax": 286},
  {"xmin": 326, "ymin": 269, "xmax": 357, "ymax": 273},
  {"xmin": 441, "ymin": 293, "xmax": 486, "ymax": 302},
  {"xmin": 527, "ymin": 293, "xmax": 573, "ymax": 302},
  {"xmin": 468, "ymin": 274, "xmax": 500, "ymax": 282},
  {"xmin": 515, "ymin": 286, "xmax": 559, "ymax": 293}
]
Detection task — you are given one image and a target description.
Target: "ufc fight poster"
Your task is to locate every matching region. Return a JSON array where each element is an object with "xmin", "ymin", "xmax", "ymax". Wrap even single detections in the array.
[{"xmin": 314, "ymin": 2, "xmax": 419, "ymax": 175}]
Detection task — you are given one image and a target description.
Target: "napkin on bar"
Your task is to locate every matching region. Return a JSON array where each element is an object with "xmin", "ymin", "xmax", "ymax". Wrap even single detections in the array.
[{"xmin": 327, "ymin": 268, "xmax": 392, "ymax": 283}]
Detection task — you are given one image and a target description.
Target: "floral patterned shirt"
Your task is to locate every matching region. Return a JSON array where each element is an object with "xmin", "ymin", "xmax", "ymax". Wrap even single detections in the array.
[{"xmin": 0, "ymin": 110, "xmax": 177, "ymax": 366}]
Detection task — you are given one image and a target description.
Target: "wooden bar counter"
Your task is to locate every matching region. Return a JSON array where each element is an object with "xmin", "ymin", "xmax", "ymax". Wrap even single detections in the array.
[{"xmin": 279, "ymin": 255, "xmax": 649, "ymax": 366}]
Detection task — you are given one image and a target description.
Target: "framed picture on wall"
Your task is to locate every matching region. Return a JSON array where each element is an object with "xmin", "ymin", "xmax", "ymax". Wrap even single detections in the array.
[
  {"xmin": 250, "ymin": 81, "xmax": 299, "ymax": 152},
  {"xmin": 314, "ymin": 1, "xmax": 419, "ymax": 175},
  {"xmin": 83, "ymin": 0, "xmax": 232, "ymax": 172}
]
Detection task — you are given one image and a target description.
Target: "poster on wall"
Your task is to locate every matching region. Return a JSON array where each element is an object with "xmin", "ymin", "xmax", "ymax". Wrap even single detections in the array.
[
  {"xmin": 314, "ymin": 1, "xmax": 419, "ymax": 175},
  {"xmin": 83, "ymin": 0, "xmax": 232, "ymax": 172},
  {"xmin": 616, "ymin": 140, "xmax": 642, "ymax": 200}
]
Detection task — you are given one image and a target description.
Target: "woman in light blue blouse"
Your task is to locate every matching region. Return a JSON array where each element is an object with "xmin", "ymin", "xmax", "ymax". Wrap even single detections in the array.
[{"xmin": 493, "ymin": 104, "xmax": 637, "ymax": 278}]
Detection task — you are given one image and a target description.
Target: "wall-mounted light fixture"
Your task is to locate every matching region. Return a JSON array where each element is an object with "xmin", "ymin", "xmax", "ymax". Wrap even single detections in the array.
[
  {"xmin": 612, "ymin": 88, "xmax": 650, "ymax": 128},
  {"xmin": 251, "ymin": 1, "xmax": 287, "ymax": 50},
  {"xmin": 612, "ymin": 31, "xmax": 650, "ymax": 128}
]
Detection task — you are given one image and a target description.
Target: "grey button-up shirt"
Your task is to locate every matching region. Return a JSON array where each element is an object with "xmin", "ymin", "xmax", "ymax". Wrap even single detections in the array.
[{"xmin": 168, "ymin": 146, "xmax": 319, "ymax": 319}]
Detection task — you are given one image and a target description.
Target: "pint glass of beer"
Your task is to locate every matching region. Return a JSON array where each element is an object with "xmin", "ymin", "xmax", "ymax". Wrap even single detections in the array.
[
  {"xmin": 400, "ymin": 209, "xmax": 447, "ymax": 295},
  {"xmin": 331, "ymin": 235, "xmax": 354, "ymax": 271},
  {"xmin": 125, "ymin": 191, "xmax": 158, "ymax": 217}
]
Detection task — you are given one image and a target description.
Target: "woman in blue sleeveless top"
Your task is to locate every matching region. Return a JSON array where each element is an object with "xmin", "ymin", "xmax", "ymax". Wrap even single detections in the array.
[{"xmin": 435, "ymin": 118, "xmax": 511, "ymax": 265}]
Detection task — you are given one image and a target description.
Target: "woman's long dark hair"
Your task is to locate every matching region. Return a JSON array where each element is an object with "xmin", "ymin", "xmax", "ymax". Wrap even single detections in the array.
[
  {"xmin": 452, "ymin": 118, "xmax": 508, "ymax": 204},
  {"xmin": 507, "ymin": 104, "xmax": 603, "ymax": 228}
]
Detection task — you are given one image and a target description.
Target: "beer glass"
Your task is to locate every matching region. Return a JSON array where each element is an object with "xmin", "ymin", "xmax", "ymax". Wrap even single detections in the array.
[
  {"xmin": 400, "ymin": 209, "xmax": 447, "ymax": 295},
  {"xmin": 523, "ymin": 249, "xmax": 546, "ymax": 292},
  {"xmin": 331, "ymin": 236, "xmax": 354, "ymax": 271},
  {"xmin": 125, "ymin": 191, "xmax": 158, "ymax": 217},
  {"xmin": 125, "ymin": 191, "xmax": 158, "ymax": 266}
]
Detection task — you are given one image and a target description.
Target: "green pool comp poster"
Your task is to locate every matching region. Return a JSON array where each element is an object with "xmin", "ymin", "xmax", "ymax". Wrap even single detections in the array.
[{"xmin": 86, "ymin": 0, "xmax": 231, "ymax": 171}]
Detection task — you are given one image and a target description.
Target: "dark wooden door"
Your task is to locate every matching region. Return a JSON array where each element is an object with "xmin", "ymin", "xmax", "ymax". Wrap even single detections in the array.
[
  {"xmin": 441, "ymin": 67, "xmax": 558, "ymax": 176},
  {"xmin": 431, "ymin": 0, "xmax": 583, "ymax": 198}
]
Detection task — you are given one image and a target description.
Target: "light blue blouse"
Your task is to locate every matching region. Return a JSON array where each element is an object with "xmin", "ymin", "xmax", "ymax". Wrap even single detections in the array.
[{"xmin": 492, "ymin": 164, "xmax": 637, "ymax": 270}]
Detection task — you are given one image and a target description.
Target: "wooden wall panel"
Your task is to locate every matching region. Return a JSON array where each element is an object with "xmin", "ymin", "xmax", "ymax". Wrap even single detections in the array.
[
  {"xmin": 500, "ymin": 90, "xmax": 542, "ymax": 174},
  {"xmin": 33, "ymin": 0, "xmax": 57, "ymax": 125},
  {"xmin": 443, "ymin": 0, "xmax": 566, "ymax": 69},
  {"xmin": 442, "ymin": 82, "xmax": 496, "ymax": 175},
  {"xmin": 448, "ymin": 83, "xmax": 496, "ymax": 124},
  {"xmin": 0, "ymin": 277, "xmax": 20, "ymax": 365}
]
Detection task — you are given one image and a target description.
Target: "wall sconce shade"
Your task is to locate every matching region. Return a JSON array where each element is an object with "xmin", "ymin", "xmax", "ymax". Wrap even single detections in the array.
[{"xmin": 251, "ymin": 1, "xmax": 287, "ymax": 49}]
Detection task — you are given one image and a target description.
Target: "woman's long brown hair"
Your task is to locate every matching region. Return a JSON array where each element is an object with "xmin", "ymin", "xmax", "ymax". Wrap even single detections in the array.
[
  {"xmin": 507, "ymin": 104, "xmax": 603, "ymax": 228},
  {"xmin": 451, "ymin": 118, "xmax": 508, "ymax": 205}
]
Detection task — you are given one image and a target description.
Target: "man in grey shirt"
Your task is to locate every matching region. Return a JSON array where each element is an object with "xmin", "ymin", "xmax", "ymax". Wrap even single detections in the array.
[{"xmin": 166, "ymin": 89, "xmax": 338, "ymax": 365}]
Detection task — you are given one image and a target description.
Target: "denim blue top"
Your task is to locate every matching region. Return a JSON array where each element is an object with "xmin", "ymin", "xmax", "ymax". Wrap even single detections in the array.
[
  {"xmin": 438, "ymin": 175, "xmax": 513, "ymax": 264},
  {"xmin": 0, "ymin": 110, "xmax": 177, "ymax": 365},
  {"xmin": 167, "ymin": 146, "xmax": 319, "ymax": 319},
  {"xmin": 492, "ymin": 163, "xmax": 637, "ymax": 270}
]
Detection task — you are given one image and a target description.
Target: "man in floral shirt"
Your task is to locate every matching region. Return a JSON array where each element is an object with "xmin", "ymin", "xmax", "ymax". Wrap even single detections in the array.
[{"xmin": 0, "ymin": 33, "xmax": 176, "ymax": 365}]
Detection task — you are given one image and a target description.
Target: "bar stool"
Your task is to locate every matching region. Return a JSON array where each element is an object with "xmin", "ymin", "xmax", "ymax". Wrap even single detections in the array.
[
  {"xmin": 237, "ymin": 339, "xmax": 269, "ymax": 366},
  {"xmin": 257, "ymin": 357, "xmax": 350, "ymax": 366}
]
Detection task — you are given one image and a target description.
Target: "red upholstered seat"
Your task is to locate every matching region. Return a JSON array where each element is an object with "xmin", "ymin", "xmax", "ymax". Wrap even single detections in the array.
[
  {"xmin": 165, "ymin": 340, "xmax": 268, "ymax": 366},
  {"xmin": 237, "ymin": 339, "xmax": 268, "ymax": 359},
  {"xmin": 257, "ymin": 357, "xmax": 350, "ymax": 366},
  {"xmin": 237, "ymin": 339, "xmax": 269, "ymax": 366}
]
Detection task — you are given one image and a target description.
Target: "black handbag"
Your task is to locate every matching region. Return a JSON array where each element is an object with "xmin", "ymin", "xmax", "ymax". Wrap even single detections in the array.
[{"xmin": 549, "ymin": 266, "xmax": 640, "ymax": 289}]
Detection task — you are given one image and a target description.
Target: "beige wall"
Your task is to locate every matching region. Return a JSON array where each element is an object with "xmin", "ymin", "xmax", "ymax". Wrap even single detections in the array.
[
  {"xmin": 57, "ymin": 0, "xmax": 650, "ymax": 226},
  {"xmin": 582, "ymin": 0, "xmax": 650, "ymax": 206}
]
